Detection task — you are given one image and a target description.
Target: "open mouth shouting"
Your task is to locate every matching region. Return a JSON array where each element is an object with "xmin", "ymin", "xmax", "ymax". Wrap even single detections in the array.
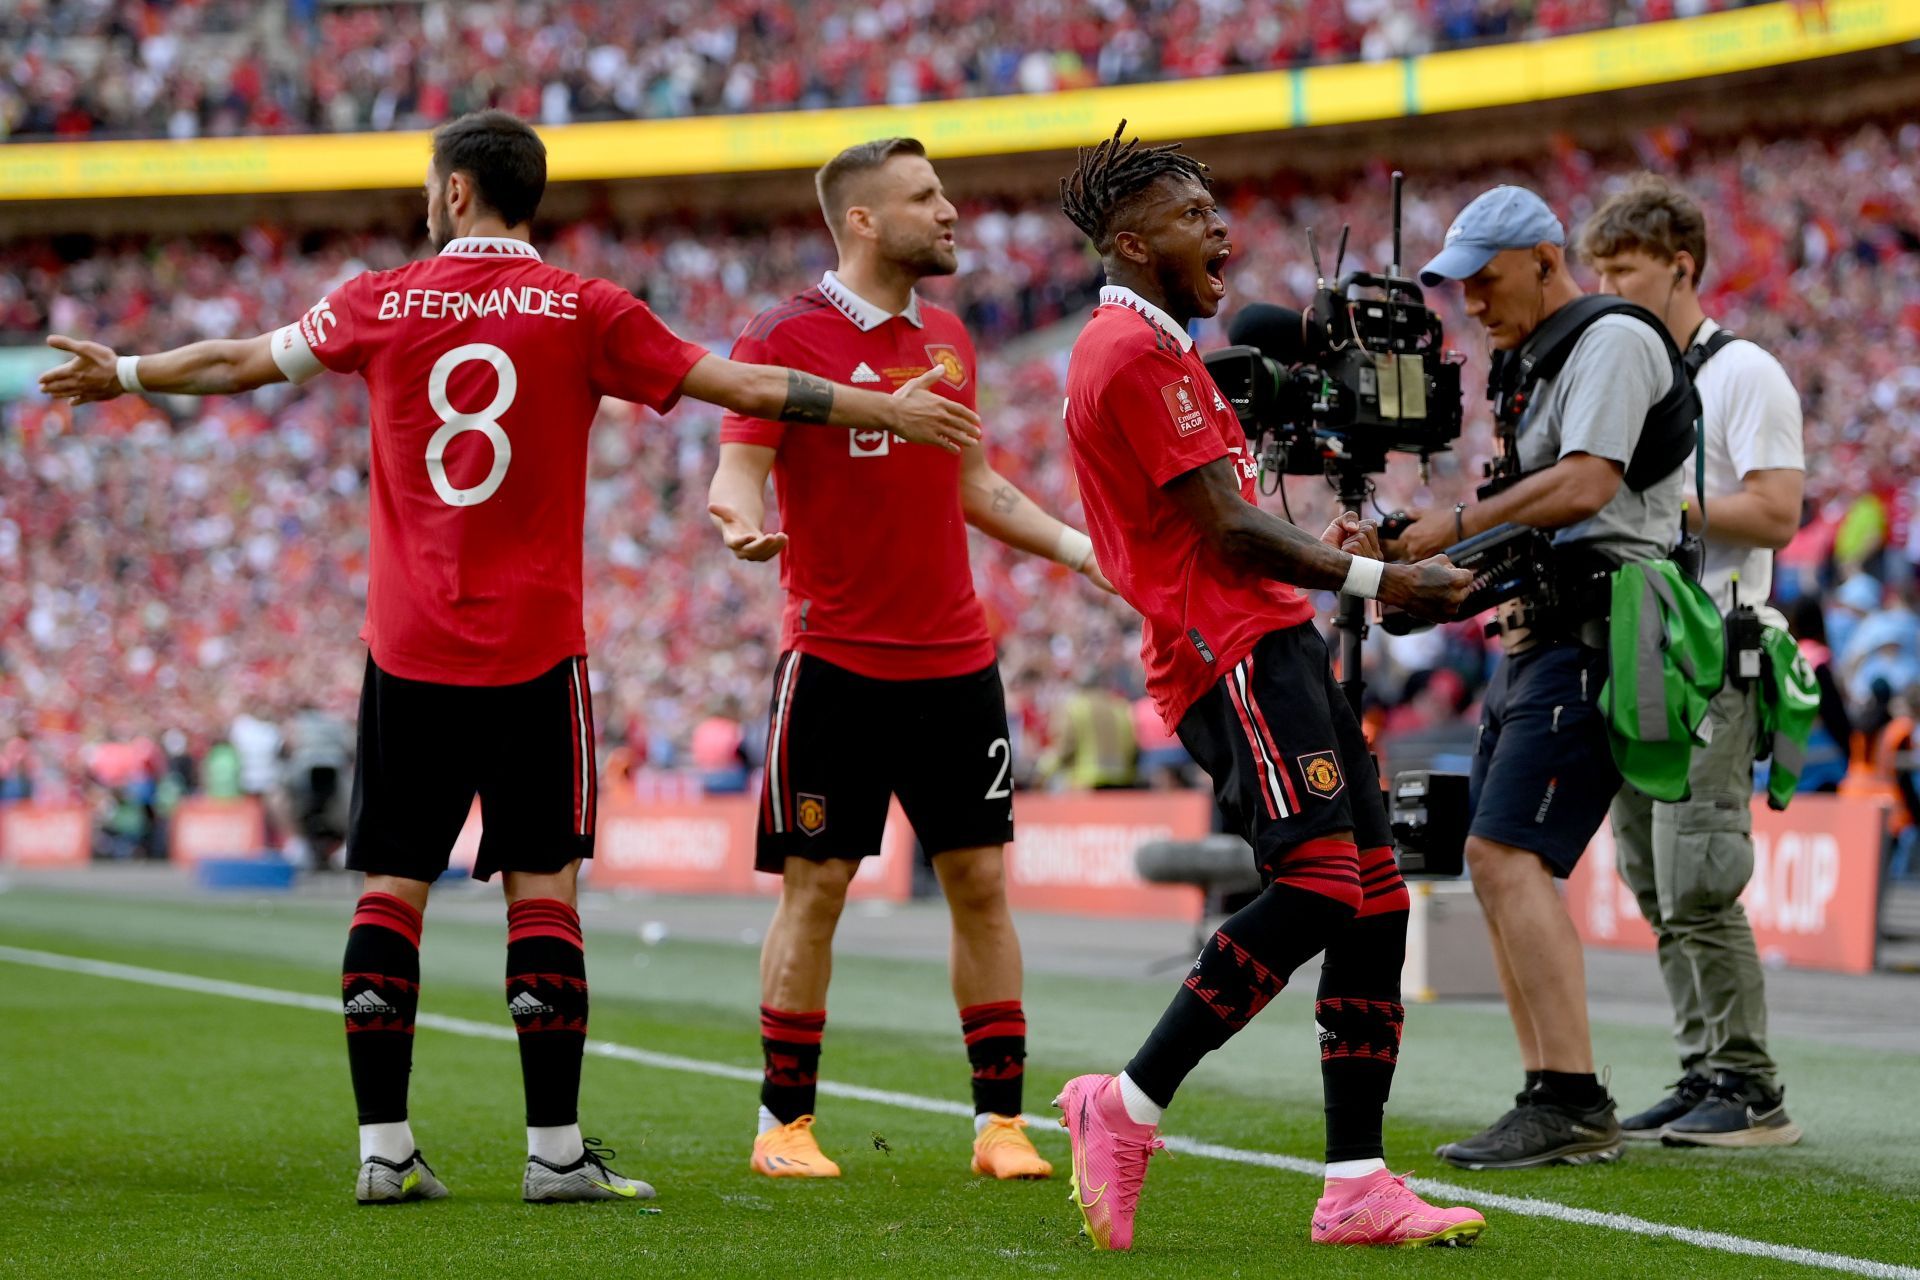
[{"xmin": 1204, "ymin": 243, "xmax": 1232, "ymax": 300}]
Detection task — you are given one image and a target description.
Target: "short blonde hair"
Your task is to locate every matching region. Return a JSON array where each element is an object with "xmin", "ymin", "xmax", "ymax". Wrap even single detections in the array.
[
  {"xmin": 1579, "ymin": 173, "xmax": 1709, "ymax": 288},
  {"xmin": 815, "ymin": 137, "xmax": 926, "ymax": 234}
]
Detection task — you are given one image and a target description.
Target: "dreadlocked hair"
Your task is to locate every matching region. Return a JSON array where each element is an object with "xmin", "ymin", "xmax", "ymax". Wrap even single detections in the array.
[{"xmin": 1060, "ymin": 119, "xmax": 1210, "ymax": 254}]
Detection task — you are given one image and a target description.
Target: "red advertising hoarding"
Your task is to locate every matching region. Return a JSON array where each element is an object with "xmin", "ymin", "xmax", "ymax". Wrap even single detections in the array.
[
  {"xmin": 1564, "ymin": 795, "xmax": 1887, "ymax": 974},
  {"xmin": 169, "ymin": 797, "xmax": 267, "ymax": 864},
  {"xmin": 0, "ymin": 803, "xmax": 91, "ymax": 867}
]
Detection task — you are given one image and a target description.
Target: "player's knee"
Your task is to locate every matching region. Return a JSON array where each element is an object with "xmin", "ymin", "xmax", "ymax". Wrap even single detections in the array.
[
  {"xmin": 937, "ymin": 847, "xmax": 1008, "ymax": 917},
  {"xmin": 503, "ymin": 861, "xmax": 580, "ymax": 908},
  {"xmin": 362, "ymin": 873, "xmax": 431, "ymax": 914},
  {"xmin": 782, "ymin": 857, "xmax": 859, "ymax": 919}
]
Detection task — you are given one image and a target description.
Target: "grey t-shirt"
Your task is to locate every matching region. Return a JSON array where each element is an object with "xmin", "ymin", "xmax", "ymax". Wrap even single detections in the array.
[{"xmin": 1514, "ymin": 312, "xmax": 1683, "ymax": 563}]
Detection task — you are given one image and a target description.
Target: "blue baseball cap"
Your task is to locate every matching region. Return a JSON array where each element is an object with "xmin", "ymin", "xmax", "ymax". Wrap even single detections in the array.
[{"xmin": 1419, "ymin": 185, "xmax": 1565, "ymax": 287}]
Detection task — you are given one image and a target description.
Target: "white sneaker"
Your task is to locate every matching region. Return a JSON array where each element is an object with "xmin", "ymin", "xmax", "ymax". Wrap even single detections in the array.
[
  {"xmin": 523, "ymin": 1138, "xmax": 656, "ymax": 1202},
  {"xmin": 356, "ymin": 1150, "xmax": 450, "ymax": 1204}
]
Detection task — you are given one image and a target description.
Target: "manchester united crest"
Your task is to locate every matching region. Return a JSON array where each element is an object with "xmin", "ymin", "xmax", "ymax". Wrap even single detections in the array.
[
  {"xmin": 1297, "ymin": 751, "xmax": 1343, "ymax": 800},
  {"xmin": 796, "ymin": 793, "xmax": 827, "ymax": 836},
  {"xmin": 924, "ymin": 343, "xmax": 969, "ymax": 389}
]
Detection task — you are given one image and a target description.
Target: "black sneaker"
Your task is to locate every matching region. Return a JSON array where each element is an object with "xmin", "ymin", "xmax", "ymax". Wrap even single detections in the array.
[
  {"xmin": 1661, "ymin": 1072, "xmax": 1803, "ymax": 1148},
  {"xmin": 1620, "ymin": 1072, "xmax": 1711, "ymax": 1141},
  {"xmin": 1434, "ymin": 1087, "xmax": 1533, "ymax": 1162},
  {"xmin": 1439, "ymin": 1090, "xmax": 1623, "ymax": 1171}
]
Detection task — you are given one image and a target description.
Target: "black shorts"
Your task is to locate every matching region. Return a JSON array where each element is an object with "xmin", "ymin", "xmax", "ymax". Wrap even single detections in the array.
[
  {"xmin": 1467, "ymin": 640, "xmax": 1621, "ymax": 876},
  {"xmin": 1175, "ymin": 623, "xmax": 1393, "ymax": 879},
  {"xmin": 755, "ymin": 652, "xmax": 1015, "ymax": 872},
  {"xmin": 346, "ymin": 655, "xmax": 597, "ymax": 883}
]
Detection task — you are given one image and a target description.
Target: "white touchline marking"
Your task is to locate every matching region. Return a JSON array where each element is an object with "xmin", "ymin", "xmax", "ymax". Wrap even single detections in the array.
[{"xmin": 4, "ymin": 943, "xmax": 1913, "ymax": 1280}]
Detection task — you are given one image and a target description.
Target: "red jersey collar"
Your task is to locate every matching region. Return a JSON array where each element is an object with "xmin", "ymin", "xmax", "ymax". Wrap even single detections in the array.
[
  {"xmin": 1098, "ymin": 284, "xmax": 1193, "ymax": 352},
  {"xmin": 438, "ymin": 236, "xmax": 543, "ymax": 260},
  {"xmin": 818, "ymin": 271, "xmax": 923, "ymax": 331}
]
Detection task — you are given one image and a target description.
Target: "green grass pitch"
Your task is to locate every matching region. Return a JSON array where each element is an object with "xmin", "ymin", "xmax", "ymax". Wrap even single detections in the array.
[{"xmin": 1, "ymin": 887, "xmax": 1916, "ymax": 1279}]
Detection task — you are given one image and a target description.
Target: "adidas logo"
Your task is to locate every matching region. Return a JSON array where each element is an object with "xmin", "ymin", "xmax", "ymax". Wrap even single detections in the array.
[
  {"xmin": 509, "ymin": 991, "xmax": 555, "ymax": 1016},
  {"xmin": 850, "ymin": 362, "xmax": 881, "ymax": 384},
  {"xmin": 345, "ymin": 990, "xmax": 395, "ymax": 1014}
]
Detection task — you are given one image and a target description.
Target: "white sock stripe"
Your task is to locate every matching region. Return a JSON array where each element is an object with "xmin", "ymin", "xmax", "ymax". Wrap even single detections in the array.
[{"xmin": 7, "ymin": 944, "xmax": 1913, "ymax": 1280}]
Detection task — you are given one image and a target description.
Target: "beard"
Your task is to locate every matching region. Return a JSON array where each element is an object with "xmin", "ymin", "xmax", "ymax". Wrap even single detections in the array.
[
  {"xmin": 881, "ymin": 230, "xmax": 958, "ymax": 279},
  {"xmin": 427, "ymin": 204, "xmax": 454, "ymax": 251}
]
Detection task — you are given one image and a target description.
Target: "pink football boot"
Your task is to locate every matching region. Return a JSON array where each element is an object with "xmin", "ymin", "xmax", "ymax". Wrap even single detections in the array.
[
  {"xmin": 1054, "ymin": 1074, "xmax": 1164, "ymax": 1251},
  {"xmin": 1311, "ymin": 1168, "xmax": 1487, "ymax": 1247}
]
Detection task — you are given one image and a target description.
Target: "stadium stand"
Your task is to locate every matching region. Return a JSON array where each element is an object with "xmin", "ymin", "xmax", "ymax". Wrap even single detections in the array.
[
  {"xmin": 3, "ymin": 116, "xmax": 1917, "ymax": 847},
  {"xmin": 1, "ymin": 0, "xmax": 1762, "ymax": 141}
]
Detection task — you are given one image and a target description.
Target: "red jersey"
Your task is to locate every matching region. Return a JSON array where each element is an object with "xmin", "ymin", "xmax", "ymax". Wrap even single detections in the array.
[
  {"xmin": 271, "ymin": 236, "xmax": 707, "ymax": 686},
  {"xmin": 1063, "ymin": 287, "xmax": 1315, "ymax": 729},
  {"xmin": 718, "ymin": 273, "xmax": 994, "ymax": 681}
]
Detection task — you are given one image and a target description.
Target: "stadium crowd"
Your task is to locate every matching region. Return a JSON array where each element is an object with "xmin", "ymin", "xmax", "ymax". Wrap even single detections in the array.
[
  {"xmin": 2, "ymin": 117, "xmax": 1917, "ymax": 864},
  {"xmin": 3, "ymin": 0, "xmax": 1771, "ymax": 141}
]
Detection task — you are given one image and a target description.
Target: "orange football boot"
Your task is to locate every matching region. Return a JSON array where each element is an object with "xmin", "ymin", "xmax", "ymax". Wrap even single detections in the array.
[
  {"xmin": 971, "ymin": 1114, "xmax": 1054, "ymax": 1180},
  {"xmin": 751, "ymin": 1115, "xmax": 842, "ymax": 1178}
]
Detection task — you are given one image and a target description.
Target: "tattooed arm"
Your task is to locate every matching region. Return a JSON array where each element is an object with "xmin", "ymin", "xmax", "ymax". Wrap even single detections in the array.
[
  {"xmin": 679, "ymin": 356, "xmax": 979, "ymax": 451},
  {"xmin": 959, "ymin": 440, "xmax": 1114, "ymax": 591}
]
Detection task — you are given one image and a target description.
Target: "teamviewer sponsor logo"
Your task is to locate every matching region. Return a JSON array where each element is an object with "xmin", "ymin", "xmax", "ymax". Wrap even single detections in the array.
[{"xmin": 850, "ymin": 429, "xmax": 891, "ymax": 458}]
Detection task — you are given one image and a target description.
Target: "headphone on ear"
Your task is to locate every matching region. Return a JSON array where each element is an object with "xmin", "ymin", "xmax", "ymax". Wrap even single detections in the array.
[
  {"xmin": 1538, "ymin": 261, "xmax": 1551, "ymax": 282},
  {"xmin": 1672, "ymin": 265, "xmax": 1686, "ymax": 284}
]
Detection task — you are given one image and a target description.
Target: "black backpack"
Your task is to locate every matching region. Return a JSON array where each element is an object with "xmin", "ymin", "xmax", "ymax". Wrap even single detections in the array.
[{"xmin": 1490, "ymin": 295, "xmax": 1702, "ymax": 493}]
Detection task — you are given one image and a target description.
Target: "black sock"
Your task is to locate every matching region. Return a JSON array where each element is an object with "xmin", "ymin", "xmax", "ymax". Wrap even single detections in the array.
[
  {"xmin": 961, "ymin": 1001, "xmax": 1026, "ymax": 1117},
  {"xmin": 505, "ymin": 898, "xmax": 588, "ymax": 1129},
  {"xmin": 1525, "ymin": 1069, "xmax": 1544, "ymax": 1096},
  {"xmin": 760, "ymin": 1006, "xmax": 827, "ymax": 1123},
  {"xmin": 1316, "ymin": 909, "xmax": 1408, "ymax": 1164},
  {"xmin": 1538, "ymin": 1070, "xmax": 1604, "ymax": 1108},
  {"xmin": 343, "ymin": 892, "xmax": 423, "ymax": 1126},
  {"xmin": 1125, "ymin": 881, "xmax": 1358, "ymax": 1107}
]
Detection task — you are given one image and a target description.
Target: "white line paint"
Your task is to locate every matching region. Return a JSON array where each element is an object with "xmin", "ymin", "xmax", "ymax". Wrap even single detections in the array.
[{"xmin": 5, "ymin": 944, "xmax": 1914, "ymax": 1280}]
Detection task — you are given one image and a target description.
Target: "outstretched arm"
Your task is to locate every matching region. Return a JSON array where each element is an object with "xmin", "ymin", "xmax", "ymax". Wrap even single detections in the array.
[
  {"xmin": 40, "ymin": 333, "xmax": 287, "ymax": 404},
  {"xmin": 679, "ymin": 356, "xmax": 980, "ymax": 453},
  {"xmin": 1165, "ymin": 458, "xmax": 1472, "ymax": 620},
  {"xmin": 959, "ymin": 443, "xmax": 1112, "ymax": 591}
]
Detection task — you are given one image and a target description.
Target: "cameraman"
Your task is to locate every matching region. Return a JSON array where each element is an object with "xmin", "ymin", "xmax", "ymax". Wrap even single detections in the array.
[
  {"xmin": 1581, "ymin": 176, "xmax": 1804, "ymax": 1148},
  {"xmin": 1395, "ymin": 185, "xmax": 1686, "ymax": 1170}
]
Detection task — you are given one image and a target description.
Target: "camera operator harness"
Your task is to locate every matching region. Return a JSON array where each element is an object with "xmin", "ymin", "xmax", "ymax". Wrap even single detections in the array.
[{"xmin": 1456, "ymin": 295, "xmax": 1704, "ymax": 641}]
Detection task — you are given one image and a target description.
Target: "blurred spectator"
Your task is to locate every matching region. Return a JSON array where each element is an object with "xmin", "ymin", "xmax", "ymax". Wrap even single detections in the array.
[
  {"xmin": 1784, "ymin": 596, "xmax": 1852, "ymax": 793},
  {"xmin": 1133, "ymin": 696, "xmax": 1196, "ymax": 790},
  {"xmin": 0, "ymin": 0, "xmax": 1752, "ymax": 143},
  {"xmin": 690, "ymin": 707, "xmax": 750, "ymax": 795},
  {"xmin": 1038, "ymin": 677, "xmax": 1138, "ymax": 791}
]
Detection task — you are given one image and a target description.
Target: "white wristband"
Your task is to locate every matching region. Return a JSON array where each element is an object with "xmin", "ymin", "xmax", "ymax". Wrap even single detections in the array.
[
  {"xmin": 116, "ymin": 355, "xmax": 145, "ymax": 394},
  {"xmin": 1341, "ymin": 553, "xmax": 1384, "ymax": 599},
  {"xmin": 1055, "ymin": 527, "xmax": 1094, "ymax": 572}
]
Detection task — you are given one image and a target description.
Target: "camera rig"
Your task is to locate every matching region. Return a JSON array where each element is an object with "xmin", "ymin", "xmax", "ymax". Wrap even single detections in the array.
[
  {"xmin": 1201, "ymin": 175, "xmax": 1473, "ymax": 876},
  {"xmin": 1200, "ymin": 172, "xmax": 1464, "ymax": 716}
]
